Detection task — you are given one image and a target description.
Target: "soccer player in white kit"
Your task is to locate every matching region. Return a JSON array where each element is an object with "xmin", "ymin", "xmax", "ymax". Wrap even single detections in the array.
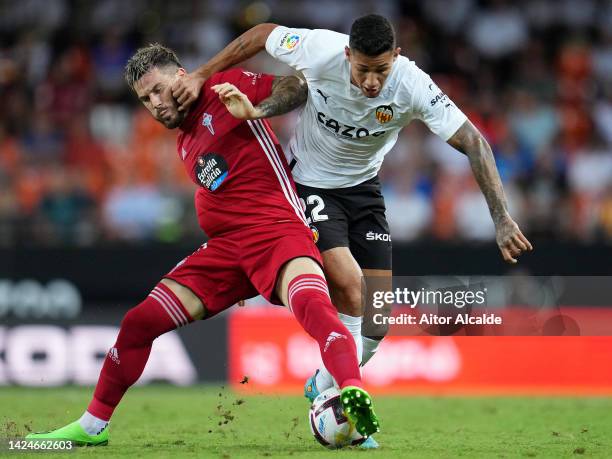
[{"xmin": 173, "ymin": 14, "xmax": 533, "ymax": 448}]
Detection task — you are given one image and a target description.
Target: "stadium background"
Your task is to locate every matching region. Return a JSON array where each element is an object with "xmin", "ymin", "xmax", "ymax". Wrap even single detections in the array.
[{"xmin": 1, "ymin": 0, "xmax": 612, "ymax": 397}]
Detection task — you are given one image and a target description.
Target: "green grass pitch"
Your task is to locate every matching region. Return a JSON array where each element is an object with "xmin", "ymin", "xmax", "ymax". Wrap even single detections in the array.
[{"xmin": 1, "ymin": 385, "xmax": 611, "ymax": 458}]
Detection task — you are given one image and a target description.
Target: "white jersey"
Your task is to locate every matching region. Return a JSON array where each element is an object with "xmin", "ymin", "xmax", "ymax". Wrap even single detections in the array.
[{"xmin": 265, "ymin": 26, "xmax": 468, "ymax": 188}]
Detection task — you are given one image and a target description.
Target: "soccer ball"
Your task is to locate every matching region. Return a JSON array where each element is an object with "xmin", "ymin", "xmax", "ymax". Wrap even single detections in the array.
[{"xmin": 308, "ymin": 387, "xmax": 366, "ymax": 449}]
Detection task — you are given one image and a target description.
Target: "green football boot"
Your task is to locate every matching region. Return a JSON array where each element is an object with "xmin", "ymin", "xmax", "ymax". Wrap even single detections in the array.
[
  {"xmin": 26, "ymin": 420, "xmax": 109, "ymax": 446},
  {"xmin": 340, "ymin": 386, "xmax": 380, "ymax": 438}
]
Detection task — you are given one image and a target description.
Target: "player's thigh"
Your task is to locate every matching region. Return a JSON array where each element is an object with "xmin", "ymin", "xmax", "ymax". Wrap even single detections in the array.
[
  {"xmin": 349, "ymin": 208, "xmax": 393, "ymax": 330},
  {"xmin": 242, "ymin": 220, "xmax": 323, "ymax": 305},
  {"xmin": 348, "ymin": 205, "xmax": 392, "ymax": 272},
  {"xmin": 295, "ymin": 183, "xmax": 349, "ymax": 253},
  {"xmin": 164, "ymin": 239, "xmax": 257, "ymax": 319},
  {"xmin": 320, "ymin": 247, "xmax": 365, "ymax": 316},
  {"xmin": 160, "ymin": 278, "xmax": 205, "ymax": 320},
  {"xmin": 275, "ymin": 256, "xmax": 325, "ymax": 306}
]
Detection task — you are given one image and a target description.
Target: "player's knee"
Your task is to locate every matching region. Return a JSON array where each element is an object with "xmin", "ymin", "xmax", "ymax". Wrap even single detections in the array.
[
  {"xmin": 161, "ymin": 278, "xmax": 204, "ymax": 320},
  {"xmin": 121, "ymin": 306, "xmax": 145, "ymax": 330},
  {"xmin": 118, "ymin": 306, "xmax": 151, "ymax": 346},
  {"xmin": 331, "ymin": 281, "xmax": 364, "ymax": 316}
]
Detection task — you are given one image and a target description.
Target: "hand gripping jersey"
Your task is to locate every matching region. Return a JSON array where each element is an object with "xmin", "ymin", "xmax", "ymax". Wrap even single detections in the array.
[
  {"xmin": 177, "ymin": 68, "xmax": 308, "ymax": 237},
  {"xmin": 265, "ymin": 26, "xmax": 468, "ymax": 188}
]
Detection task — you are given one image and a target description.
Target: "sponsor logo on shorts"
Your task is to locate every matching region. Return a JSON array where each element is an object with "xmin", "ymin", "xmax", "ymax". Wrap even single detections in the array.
[
  {"xmin": 310, "ymin": 225, "xmax": 320, "ymax": 244},
  {"xmin": 375, "ymin": 105, "xmax": 394, "ymax": 124},
  {"xmin": 195, "ymin": 153, "xmax": 229, "ymax": 191},
  {"xmin": 366, "ymin": 231, "xmax": 391, "ymax": 242}
]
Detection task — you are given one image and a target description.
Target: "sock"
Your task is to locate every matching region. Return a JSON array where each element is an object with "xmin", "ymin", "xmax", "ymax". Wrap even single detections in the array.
[
  {"xmin": 86, "ymin": 283, "xmax": 193, "ymax": 422},
  {"xmin": 78, "ymin": 411, "xmax": 108, "ymax": 436},
  {"xmin": 315, "ymin": 313, "xmax": 363, "ymax": 390},
  {"xmin": 361, "ymin": 336, "xmax": 382, "ymax": 366},
  {"xmin": 288, "ymin": 274, "xmax": 361, "ymax": 389}
]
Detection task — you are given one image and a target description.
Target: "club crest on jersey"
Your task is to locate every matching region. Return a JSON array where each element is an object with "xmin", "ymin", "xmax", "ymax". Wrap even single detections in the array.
[
  {"xmin": 375, "ymin": 105, "xmax": 394, "ymax": 124},
  {"xmin": 195, "ymin": 153, "xmax": 229, "ymax": 191},
  {"xmin": 202, "ymin": 113, "xmax": 215, "ymax": 135}
]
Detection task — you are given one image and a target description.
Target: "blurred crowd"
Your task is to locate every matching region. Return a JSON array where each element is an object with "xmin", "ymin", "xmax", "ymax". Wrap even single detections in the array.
[{"xmin": 0, "ymin": 0, "xmax": 611, "ymax": 246}]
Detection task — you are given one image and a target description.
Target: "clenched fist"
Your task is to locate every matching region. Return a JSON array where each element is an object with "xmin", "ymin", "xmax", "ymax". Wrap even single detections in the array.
[{"xmin": 495, "ymin": 216, "xmax": 533, "ymax": 264}]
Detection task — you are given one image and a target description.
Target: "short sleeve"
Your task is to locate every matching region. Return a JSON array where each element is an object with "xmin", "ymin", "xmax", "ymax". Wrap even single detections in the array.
[
  {"xmin": 208, "ymin": 68, "xmax": 275, "ymax": 106},
  {"xmin": 411, "ymin": 68, "xmax": 467, "ymax": 141},
  {"xmin": 265, "ymin": 26, "xmax": 347, "ymax": 77}
]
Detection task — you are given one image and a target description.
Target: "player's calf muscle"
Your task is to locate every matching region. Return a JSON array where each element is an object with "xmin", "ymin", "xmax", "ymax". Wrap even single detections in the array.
[
  {"xmin": 321, "ymin": 248, "xmax": 364, "ymax": 316},
  {"xmin": 361, "ymin": 269, "xmax": 392, "ymax": 338},
  {"xmin": 160, "ymin": 278, "xmax": 205, "ymax": 320}
]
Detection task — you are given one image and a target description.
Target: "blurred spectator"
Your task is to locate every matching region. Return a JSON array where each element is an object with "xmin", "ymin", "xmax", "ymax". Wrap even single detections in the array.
[
  {"xmin": 593, "ymin": 88, "xmax": 612, "ymax": 145},
  {"xmin": 599, "ymin": 185, "xmax": 612, "ymax": 240},
  {"xmin": 20, "ymin": 112, "xmax": 65, "ymax": 161},
  {"xmin": 0, "ymin": 0, "xmax": 611, "ymax": 246},
  {"xmin": 508, "ymin": 90, "xmax": 559, "ymax": 155},
  {"xmin": 102, "ymin": 173, "xmax": 167, "ymax": 241},
  {"xmin": 36, "ymin": 45, "xmax": 92, "ymax": 127},
  {"xmin": 92, "ymin": 27, "xmax": 133, "ymax": 98},
  {"xmin": 467, "ymin": 1, "xmax": 528, "ymax": 59},
  {"xmin": 36, "ymin": 167, "xmax": 97, "ymax": 245}
]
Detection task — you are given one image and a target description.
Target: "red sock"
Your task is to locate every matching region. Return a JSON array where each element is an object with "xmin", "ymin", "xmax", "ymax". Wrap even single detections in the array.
[
  {"xmin": 87, "ymin": 283, "xmax": 193, "ymax": 420},
  {"xmin": 288, "ymin": 274, "xmax": 362, "ymax": 389}
]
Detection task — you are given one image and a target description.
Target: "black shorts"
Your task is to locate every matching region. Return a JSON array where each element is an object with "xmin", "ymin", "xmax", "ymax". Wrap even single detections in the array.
[{"xmin": 295, "ymin": 176, "xmax": 392, "ymax": 270}]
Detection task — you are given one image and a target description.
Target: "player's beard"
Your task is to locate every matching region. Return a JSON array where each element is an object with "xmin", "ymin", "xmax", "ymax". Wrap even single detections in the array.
[{"xmin": 161, "ymin": 110, "xmax": 186, "ymax": 129}]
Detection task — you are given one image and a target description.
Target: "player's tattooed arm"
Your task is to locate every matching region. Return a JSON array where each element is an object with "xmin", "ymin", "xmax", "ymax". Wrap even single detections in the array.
[
  {"xmin": 447, "ymin": 120, "xmax": 533, "ymax": 263},
  {"xmin": 173, "ymin": 23, "xmax": 279, "ymax": 111},
  {"xmin": 212, "ymin": 76, "xmax": 307, "ymax": 120},
  {"xmin": 256, "ymin": 75, "xmax": 308, "ymax": 118}
]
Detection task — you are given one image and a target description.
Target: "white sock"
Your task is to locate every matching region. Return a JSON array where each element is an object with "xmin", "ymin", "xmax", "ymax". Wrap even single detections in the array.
[
  {"xmin": 361, "ymin": 336, "xmax": 382, "ymax": 366},
  {"xmin": 315, "ymin": 313, "xmax": 363, "ymax": 390},
  {"xmin": 78, "ymin": 411, "xmax": 109, "ymax": 436}
]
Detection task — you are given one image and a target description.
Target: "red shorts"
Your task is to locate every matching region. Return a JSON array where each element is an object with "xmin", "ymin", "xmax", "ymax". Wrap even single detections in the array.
[{"xmin": 164, "ymin": 222, "xmax": 321, "ymax": 318}]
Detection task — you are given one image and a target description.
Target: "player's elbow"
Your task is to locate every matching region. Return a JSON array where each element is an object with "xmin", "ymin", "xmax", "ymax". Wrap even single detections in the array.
[
  {"xmin": 294, "ymin": 76, "xmax": 308, "ymax": 103},
  {"xmin": 253, "ymin": 23, "xmax": 280, "ymax": 44},
  {"xmin": 458, "ymin": 124, "xmax": 491, "ymax": 158},
  {"xmin": 467, "ymin": 133, "xmax": 490, "ymax": 156}
]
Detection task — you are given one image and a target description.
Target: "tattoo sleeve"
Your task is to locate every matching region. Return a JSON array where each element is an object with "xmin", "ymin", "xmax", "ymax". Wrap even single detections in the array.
[
  {"xmin": 255, "ymin": 75, "xmax": 308, "ymax": 118},
  {"xmin": 447, "ymin": 120, "xmax": 509, "ymax": 225}
]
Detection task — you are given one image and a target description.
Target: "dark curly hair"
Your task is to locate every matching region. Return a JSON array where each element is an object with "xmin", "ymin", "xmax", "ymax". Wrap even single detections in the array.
[{"xmin": 349, "ymin": 14, "xmax": 395, "ymax": 56}]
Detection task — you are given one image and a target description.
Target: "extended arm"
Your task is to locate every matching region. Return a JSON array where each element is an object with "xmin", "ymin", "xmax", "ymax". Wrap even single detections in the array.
[
  {"xmin": 173, "ymin": 23, "xmax": 278, "ymax": 111},
  {"xmin": 212, "ymin": 75, "xmax": 307, "ymax": 120},
  {"xmin": 447, "ymin": 120, "xmax": 533, "ymax": 263}
]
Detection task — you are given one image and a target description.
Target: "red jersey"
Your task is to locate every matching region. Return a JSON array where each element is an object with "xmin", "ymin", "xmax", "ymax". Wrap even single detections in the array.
[{"xmin": 177, "ymin": 68, "xmax": 307, "ymax": 237}]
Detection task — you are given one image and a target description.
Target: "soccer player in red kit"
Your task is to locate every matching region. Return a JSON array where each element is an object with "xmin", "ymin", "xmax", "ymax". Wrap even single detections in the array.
[{"xmin": 26, "ymin": 43, "xmax": 379, "ymax": 446}]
